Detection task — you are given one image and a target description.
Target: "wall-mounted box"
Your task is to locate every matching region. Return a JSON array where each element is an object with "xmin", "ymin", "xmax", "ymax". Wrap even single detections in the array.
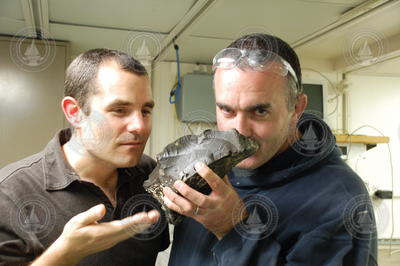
[{"xmin": 176, "ymin": 72, "xmax": 216, "ymax": 123}]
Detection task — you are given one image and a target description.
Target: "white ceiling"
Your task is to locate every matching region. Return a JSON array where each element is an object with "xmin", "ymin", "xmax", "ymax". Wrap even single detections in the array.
[
  {"xmin": 1, "ymin": 0, "xmax": 399, "ymax": 76},
  {"xmin": 48, "ymin": 0, "xmax": 196, "ymax": 33}
]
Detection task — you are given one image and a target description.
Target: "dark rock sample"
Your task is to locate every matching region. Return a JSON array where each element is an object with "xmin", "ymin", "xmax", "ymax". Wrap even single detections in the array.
[{"xmin": 143, "ymin": 129, "xmax": 259, "ymax": 225}]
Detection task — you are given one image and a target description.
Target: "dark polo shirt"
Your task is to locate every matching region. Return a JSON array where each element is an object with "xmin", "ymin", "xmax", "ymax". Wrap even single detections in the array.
[{"xmin": 0, "ymin": 129, "xmax": 169, "ymax": 266}]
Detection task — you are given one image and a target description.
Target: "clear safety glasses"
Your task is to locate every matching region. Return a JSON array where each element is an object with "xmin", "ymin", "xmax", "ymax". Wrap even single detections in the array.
[{"xmin": 212, "ymin": 48, "xmax": 299, "ymax": 88}]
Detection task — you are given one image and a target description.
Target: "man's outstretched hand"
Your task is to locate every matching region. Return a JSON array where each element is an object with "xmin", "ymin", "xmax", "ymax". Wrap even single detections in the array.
[{"xmin": 32, "ymin": 204, "xmax": 160, "ymax": 266}]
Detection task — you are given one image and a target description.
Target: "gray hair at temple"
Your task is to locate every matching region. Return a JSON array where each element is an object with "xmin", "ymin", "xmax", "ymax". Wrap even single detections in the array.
[
  {"xmin": 64, "ymin": 48, "xmax": 147, "ymax": 115},
  {"xmin": 227, "ymin": 33, "xmax": 302, "ymax": 111}
]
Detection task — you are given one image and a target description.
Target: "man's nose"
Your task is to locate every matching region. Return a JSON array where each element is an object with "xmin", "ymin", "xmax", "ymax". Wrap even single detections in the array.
[
  {"xmin": 233, "ymin": 114, "xmax": 252, "ymax": 137},
  {"xmin": 126, "ymin": 112, "xmax": 147, "ymax": 133}
]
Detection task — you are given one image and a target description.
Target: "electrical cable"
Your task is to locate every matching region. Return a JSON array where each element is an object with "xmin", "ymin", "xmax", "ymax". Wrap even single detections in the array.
[{"xmin": 169, "ymin": 39, "xmax": 181, "ymax": 104}]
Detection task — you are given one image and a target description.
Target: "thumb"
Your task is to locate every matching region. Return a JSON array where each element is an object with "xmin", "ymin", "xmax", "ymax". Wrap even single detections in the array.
[{"xmin": 72, "ymin": 204, "xmax": 106, "ymax": 228}]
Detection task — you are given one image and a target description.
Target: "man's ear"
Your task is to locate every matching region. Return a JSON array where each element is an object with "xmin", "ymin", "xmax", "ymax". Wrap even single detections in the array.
[
  {"xmin": 61, "ymin": 96, "xmax": 83, "ymax": 128},
  {"xmin": 293, "ymin": 93, "xmax": 308, "ymax": 122}
]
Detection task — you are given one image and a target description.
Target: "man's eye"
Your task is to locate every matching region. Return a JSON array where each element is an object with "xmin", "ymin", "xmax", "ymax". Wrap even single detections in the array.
[
  {"xmin": 254, "ymin": 108, "xmax": 268, "ymax": 116},
  {"xmin": 112, "ymin": 108, "xmax": 127, "ymax": 115},
  {"xmin": 142, "ymin": 109, "xmax": 152, "ymax": 116},
  {"xmin": 220, "ymin": 106, "xmax": 233, "ymax": 115}
]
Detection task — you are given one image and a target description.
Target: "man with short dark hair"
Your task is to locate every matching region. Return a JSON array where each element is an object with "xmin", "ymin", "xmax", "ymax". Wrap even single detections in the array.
[
  {"xmin": 0, "ymin": 48, "xmax": 169, "ymax": 265},
  {"xmin": 164, "ymin": 34, "xmax": 377, "ymax": 265}
]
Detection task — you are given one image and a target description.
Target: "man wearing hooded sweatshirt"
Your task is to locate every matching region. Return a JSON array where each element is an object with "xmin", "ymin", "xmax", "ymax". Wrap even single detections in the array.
[{"xmin": 162, "ymin": 33, "xmax": 377, "ymax": 265}]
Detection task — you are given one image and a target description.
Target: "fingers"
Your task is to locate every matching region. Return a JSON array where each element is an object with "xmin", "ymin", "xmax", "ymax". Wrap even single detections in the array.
[
  {"xmin": 128, "ymin": 210, "xmax": 160, "ymax": 224},
  {"xmin": 222, "ymin": 175, "xmax": 234, "ymax": 187},
  {"xmin": 116, "ymin": 210, "xmax": 161, "ymax": 237},
  {"xmin": 194, "ymin": 162, "xmax": 226, "ymax": 195},
  {"xmin": 58, "ymin": 205, "xmax": 162, "ymax": 259},
  {"xmin": 119, "ymin": 210, "xmax": 160, "ymax": 229},
  {"xmin": 173, "ymin": 180, "xmax": 212, "ymax": 208},
  {"xmin": 72, "ymin": 204, "xmax": 106, "ymax": 228},
  {"xmin": 147, "ymin": 209, "xmax": 161, "ymax": 223},
  {"xmin": 162, "ymin": 186, "xmax": 191, "ymax": 214},
  {"xmin": 170, "ymin": 162, "xmax": 228, "ymax": 205},
  {"xmin": 161, "ymin": 162, "xmax": 229, "ymax": 216}
]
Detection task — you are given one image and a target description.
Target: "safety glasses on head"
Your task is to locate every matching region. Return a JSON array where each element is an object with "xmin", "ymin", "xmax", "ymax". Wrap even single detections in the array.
[{"xmin": 212, "ymin": 48, "xmax": 299, "ymax": 88}]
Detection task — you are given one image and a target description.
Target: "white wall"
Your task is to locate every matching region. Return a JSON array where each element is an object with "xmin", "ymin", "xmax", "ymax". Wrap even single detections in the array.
[{"xmin": 345, "ymin": 74, "xmax": 400, "ymax": 239}]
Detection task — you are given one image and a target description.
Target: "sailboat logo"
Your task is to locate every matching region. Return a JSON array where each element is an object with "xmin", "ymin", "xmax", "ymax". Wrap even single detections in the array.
[
  {"xmin": 11, "ymin": 195, "xmax": 56, "ymax": 241},
  {"xmin": 135, "ymin": 39, "xmax": 152, "ymax": 66},
  {"xmin": 244, "ymin": 206, "xmax": 268, "ymax": 234},
  {"xmin": 355, "ymin": 209, "xmax": 374, "ymax": 234},
  {"xmin": 345, "ymin": 30, "xmax": 385, "ymax": 67},
  {"xmin": 22, "ymin": 39, "xmax": 44, "ymax": 66},
  {"xmin": 9, "ymin": 27, "xmax": 56, "ymax": 72},
  {"xmin": 342, "ymin": 194, "xmax": 390, "ymax": 240},
  {"xmin": 21, "ymin": 205, "xmax": 45, "ymax": 233},
  {"xmin": 124, "ymin": 29, "xmax": 165, "ymax": 72},
  {"xmin": 357, "ymin": 40, "xmax": 374, "ymax": 61},
  {"xmin": 233, "ymin": 194, "xmax": 279, "ymax": 240},
  {"xmin": 300, "ymin": 122, "xmax": 320, "ymax": 149},
  {"xmin": 290, "ymin": 112, "xmax": 332, "ymax": 157},
  {"xmin": 296, "ymin": 120, "xmax": 326, "ymax": 155}
]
